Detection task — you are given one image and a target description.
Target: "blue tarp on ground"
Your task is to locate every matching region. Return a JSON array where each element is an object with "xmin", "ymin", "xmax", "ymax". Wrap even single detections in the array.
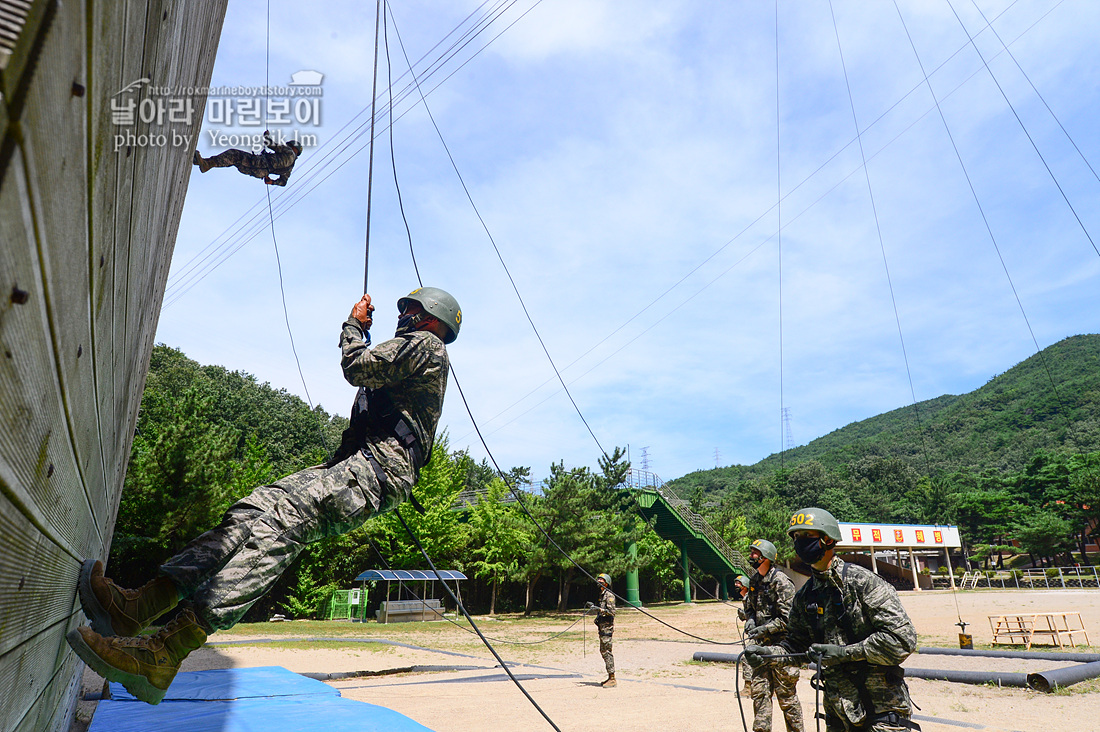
[{"xmin": 88, "ymin": 666, "xmax": 434, "ymax": 732}]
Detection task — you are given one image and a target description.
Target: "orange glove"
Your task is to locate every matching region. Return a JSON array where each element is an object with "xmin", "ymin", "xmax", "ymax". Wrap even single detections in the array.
[{"xmin": 350, "ymin": 294, "xmax": 374, "ymax": 329}]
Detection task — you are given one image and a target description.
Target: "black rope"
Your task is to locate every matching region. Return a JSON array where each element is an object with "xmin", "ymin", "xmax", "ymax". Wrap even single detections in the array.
[
  {"xmin": 775, "ymin": 0, "xmax": 786, "ymax": 468},
  {"xmin": 383, "ymin": 1, "xmax": 422, "ymax": 284},
  {"xmin": 363, "ymin": 0, "xmax": 383, "ymax": 292},
  {"xmin": 362, "ymin": 533, "xmax": 596, "ymax": 646},
  {"xmin": 967, "ymin": 0, "xmax": 1100, "ymax": 193},
  {"xmin": 732, "ymin": 652, "xmax": 820, "ymax": 732},
  {"xmin": 380, "ymin": 3, "xmax": 742, "ymax": 650},
  {"xmin": 262, "ymin": 1, "xmax": 327, "ymax": 453},
  {"xmin": 827, "ymin": 0, "xmax": 933, "ymax": 478},
  {"xmin": 890, "ymin": 0, "xmax": 1065, "ymax": 430},
  {"xmin": 163, "ymin": 1, "xmax": 1036, "ymax": 313},
  {"xmin": 949, "ymin": 0, "xmax": 1099, "ymax": 260},
  {"xmin": 164, "ymin": 1, "xmax": 539, "ymax": 307},
  {"xmin": 394, "ymin": 510, "xmax": 562, "ymax": 731},
  {"xmin": 386, "ymin": 7, "xmax": 609, "ymax": 460},
  {"xmin": 451, "ymin": 1, "xmax": 1040, "ymax": 446}
]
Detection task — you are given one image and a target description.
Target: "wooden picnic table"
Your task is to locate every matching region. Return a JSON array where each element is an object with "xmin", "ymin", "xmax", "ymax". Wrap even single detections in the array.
[{"xmin": 988, "ymin": 612, "xmax": 1090, "ymax": 650}]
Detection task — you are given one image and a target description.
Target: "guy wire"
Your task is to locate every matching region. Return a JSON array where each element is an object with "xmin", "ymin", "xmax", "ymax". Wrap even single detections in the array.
[{"xmin": 385, "ymin": 3, "xmax": 743, "ymax": 648}]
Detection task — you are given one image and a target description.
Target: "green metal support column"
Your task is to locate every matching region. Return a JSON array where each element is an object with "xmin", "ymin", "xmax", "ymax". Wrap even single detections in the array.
[
  {"xmin": 681, "ymin": 541, "xmax": 692, "ymax": 604},
  {"xmin": 720, "ymin": 574, "xmax": 729, "ymax": 601},
  {"xmin": 625, "ymin": 541, "xmax": 642, "ymax": 607}
]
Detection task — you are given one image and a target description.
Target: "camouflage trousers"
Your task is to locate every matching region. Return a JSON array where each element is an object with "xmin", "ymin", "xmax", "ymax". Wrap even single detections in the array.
[
  {"xmin": 597, "ymin": 623, "xmax": 614, "ymax": 675},
  {"xmin": 203, "ymin": 148, "xmax": 277, "ymax": 179},
  {"xmin": 160, "ymin": 447, "xmax": 409, "ymax": 631},
  {"xmin": 750, "ymin": 663, "xmax": 805, "ymax": 732},
  {"xmin": 822, "ymin": 663, "xmax": 914, "ymax": 731}
]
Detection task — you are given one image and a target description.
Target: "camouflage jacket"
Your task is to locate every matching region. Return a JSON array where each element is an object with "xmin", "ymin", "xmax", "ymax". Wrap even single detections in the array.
[
  {"xmin": 778, "ymin": 557, "xmax": 918, "ymax": 726},
  {"xmin": 240, "ymin": 137, "xmax": 299, "ymax": 185},
  {"xmin": 744, "ymin": 565, "xmax": 795, "ymax": 643},
  {"xmin": 339, "ymin": 322, "xmax": 449, "ymax": 488},
  {"xmin": 595, "ymin": 586, "xmax": 616, "ymax": 627}
]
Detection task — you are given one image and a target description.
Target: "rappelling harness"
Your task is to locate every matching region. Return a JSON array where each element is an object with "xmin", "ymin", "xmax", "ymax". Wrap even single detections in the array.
[{"xmin": 327, "ymin": 378, "xmax": 428, "ymax": 514}]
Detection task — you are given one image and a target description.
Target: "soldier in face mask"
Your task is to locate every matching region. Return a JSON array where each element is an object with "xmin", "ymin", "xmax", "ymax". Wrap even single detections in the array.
[
  {"xmin": 67, "ymin": 287, "xmax": 460, "ymax": 706},
  {"xmin": 743, "ymin": 508, "xmax": 919, "ymax": 732},
  {"xmin": 741, "ymin": 540, "xmax": 804, "ymax": 732}
]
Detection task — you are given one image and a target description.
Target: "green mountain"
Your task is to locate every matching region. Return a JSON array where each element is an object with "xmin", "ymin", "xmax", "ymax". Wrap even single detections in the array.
[{"xmin": 669, "ymin": 334, "xmax": 1100, "ymax": 494}]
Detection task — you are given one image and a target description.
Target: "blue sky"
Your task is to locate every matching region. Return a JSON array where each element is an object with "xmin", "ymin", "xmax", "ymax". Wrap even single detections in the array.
[{"xmin": 158, "ymin": 0, "xmax": 1100, "ymax": 483}]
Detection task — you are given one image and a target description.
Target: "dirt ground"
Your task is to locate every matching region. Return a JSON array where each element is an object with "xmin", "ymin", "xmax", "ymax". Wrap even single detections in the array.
[{"xmin": 75, "ymin": 589, "xmax": 1099, "ymax": 731}]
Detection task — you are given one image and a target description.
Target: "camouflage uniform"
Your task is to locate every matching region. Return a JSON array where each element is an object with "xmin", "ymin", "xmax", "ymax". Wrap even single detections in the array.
[
  {"xmin": 768, "ymin": 557, "xmax": 918, "ymax": 732},
  {"xmin": 202, "ymin": 135, "xmax": 299, "ymax": 185},
  {"xmin": 744, "ymin": 567, "xmax": 805, "ymax": 732},
  {"xmin": 160, "ymin": 320, "xmax": 448, "ymax": 631},
  {"xmin": 594, "ymin": 585, "xmax": 616, "ymax": 676}
]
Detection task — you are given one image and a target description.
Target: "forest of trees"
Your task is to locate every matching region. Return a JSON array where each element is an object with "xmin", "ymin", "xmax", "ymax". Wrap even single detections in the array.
[
  {"xmin": 109, "ymin": 346, "xmax": 687, "ymax": 621},
  {"xmin": 680, "ymin": 451, "xmax": 1100, "ymax": 571},
  {"xmin": 111, "ymin": 336, "xmax": 1100, "ymax": 621},
  {"xmin": 669, "ymin": 334, "xmax": 1100, "ymax": 571}
]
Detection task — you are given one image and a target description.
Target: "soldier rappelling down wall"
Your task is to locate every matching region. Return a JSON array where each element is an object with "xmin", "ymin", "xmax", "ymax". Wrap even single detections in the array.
[
  {"xmin": 66, "ymin": 287, "xmax": 462, "ymax": 705},
  {"xmin": 744, "ymin": 508, "xmax": 920, "ymax": 732},
  {"xmin": 192, "ymin": 130, "xmax": 302, "ymax": 185},
  {"xmin": 743, "ymin": 540, "xmax": 804, "ymax": 732}
]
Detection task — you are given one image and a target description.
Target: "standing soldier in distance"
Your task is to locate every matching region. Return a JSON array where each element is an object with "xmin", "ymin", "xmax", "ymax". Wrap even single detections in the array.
[
  {"xmin": 743, "ymin": 539, "xmax": 805, "ymax": 732},
  {"xmin": 67, "ymin": 287, "xmax": 461, "ymax": 705},
  {"xmin": 744, "ymin": 508, "xmax": 919, "ymax": 732},
  {"xmin": 587, "ymin": 573, "xmax": 617, "ymax": 687}
]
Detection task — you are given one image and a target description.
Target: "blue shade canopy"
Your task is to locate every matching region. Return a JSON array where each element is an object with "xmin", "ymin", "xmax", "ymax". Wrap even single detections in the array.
[{"xmin": 354, "ymin": 569, "xmax": 467, "ymax": 582}]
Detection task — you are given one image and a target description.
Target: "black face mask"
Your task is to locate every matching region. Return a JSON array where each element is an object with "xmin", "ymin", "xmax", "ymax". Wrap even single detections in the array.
[
  {"xmin": 395, "ymin": 311, "xmax": 423, "ymax": 337},
  {"xmin": 748, "ymin": 555, "xmax": 763, "ymax": 569},
  {"xmin": 793, "ymin": 536, "xmax": 828, "ymax": 565}
]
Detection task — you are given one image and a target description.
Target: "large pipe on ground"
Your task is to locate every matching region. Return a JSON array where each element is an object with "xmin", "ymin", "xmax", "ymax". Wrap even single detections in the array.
[
  {"xmin": 903, "ymin": 667, "xmax": 1029, "ymax": 687},
  {"xmin": 1027, "ymin": 661, "xmax": 1100, "ymax": 693},
  {"xmin": 691, "ymin": 651, "xmax": 1030, "ymax": 687},
  {"xmin": 693, "ymin": 651, "xmax": 742, "ymax": 663},
  {"xmin": 692, "ymin": 650, "xmax": 1100, "ymax": 692},
  {"xmin": 917, "ymin": 646, "xmax": 1100, "ymax": 663}
]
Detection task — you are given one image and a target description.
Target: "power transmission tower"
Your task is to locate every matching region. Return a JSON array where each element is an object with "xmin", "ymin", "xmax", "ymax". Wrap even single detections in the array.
[
  {"xmin": 714, "ymin": 448, "xmax": 721, "ymax": 468},
  {"xmin": 782, "ymin": 407, "xmax": 795, "ymax": 451},
  {"xmin": 640, "ymin": 446, "xmax": 651, "ymax": 472}
]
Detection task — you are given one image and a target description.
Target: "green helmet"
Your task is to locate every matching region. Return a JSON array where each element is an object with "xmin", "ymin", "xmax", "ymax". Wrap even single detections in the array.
[
  {"xmin": 734, "ymin": 575, "xmax": 750, "ymax": 587},
  {"xmin": 397, "ymin": 287, "xmax": 461, "ymax": 344},
  {"xmin": 597, "ymin": 573, "xmax": 612, "ymax": 587},
  {"xmin": 787, "ymin": 507, "xmax": 842, "ymax": 541},
  {"xmin": 750, "ymin": 539, "xmax": 777, "ymax": 562}
]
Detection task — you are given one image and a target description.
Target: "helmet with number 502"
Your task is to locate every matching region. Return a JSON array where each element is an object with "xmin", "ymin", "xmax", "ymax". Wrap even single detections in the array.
[{"xmin": 786, "ymin": 507, "xmax": 842, "ymax": 541}]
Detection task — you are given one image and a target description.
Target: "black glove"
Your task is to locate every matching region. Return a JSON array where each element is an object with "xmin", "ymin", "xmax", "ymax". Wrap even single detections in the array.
[
  {"xmin": 585, "ymin": 601, "xmax": 594, "ymax": 609},
  {"xmin": 809, "ymin": 643, "xmax": 851, "ymax": 667},
  {"xmin": 737, "ymin": 607, "xmax": 746, "ymax": 621},
  {"xmin": 744, "ymin": 626, "xmax": 765, "ymax": 643},
  {"xmin": 742, "ymin": 644, "xmax": 767, "ymax": 668}
]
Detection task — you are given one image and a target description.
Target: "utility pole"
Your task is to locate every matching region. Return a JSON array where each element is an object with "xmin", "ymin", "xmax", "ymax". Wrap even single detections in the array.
[{"xmin": 782, "ymin": 407, "xmax": 795, "ymax": 452}]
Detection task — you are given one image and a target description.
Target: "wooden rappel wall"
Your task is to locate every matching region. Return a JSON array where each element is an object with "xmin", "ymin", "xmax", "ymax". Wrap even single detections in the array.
[{"xmin": 0, "ymin": 1, "xmax": 226, "ymax": 729}]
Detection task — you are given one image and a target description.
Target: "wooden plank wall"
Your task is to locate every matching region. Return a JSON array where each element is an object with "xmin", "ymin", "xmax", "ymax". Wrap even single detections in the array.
[{"xmin": 0, "ymin": 1, "xmax": 227, "ymax": 729}]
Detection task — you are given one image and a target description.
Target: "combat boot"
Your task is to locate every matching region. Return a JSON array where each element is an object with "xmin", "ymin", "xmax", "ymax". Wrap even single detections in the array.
[
  {"xmin": 78, "ymin": 559, "xmax": 179, "ymax": 637},
  {"xmin": 66, "ymin": 608, "xmax": 208, "ymax": 705},
  {"xmin": 193, "ymin": 150, "xmax": 212, "ymax": 173},
  {"xmin": 601, "ymin": 672, "xmax": 617, "ymax": 687}
]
